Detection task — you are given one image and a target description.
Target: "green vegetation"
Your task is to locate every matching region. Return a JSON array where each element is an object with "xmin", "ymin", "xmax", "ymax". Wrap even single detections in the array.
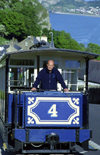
[
  {"xmin": 51, "ymin": 30, "xmax": 85, "ymax": 51},
  {"xmin": 0, "ymin": 90, "xmax": 5, "ymax": 100},
  {"xmin": 0, "ymin": 37, "xmax": 8, "ymax": 45},
  {"xmin": 0, "ymin": 0, "xmax": 50, "ymax": 41},
  {"xmin": 0, "ymin": 10, "xmax": 27, "ymax": 41},
  {"xmin": 43, "ymin": 29, "xmax": 84, "ymax": 51},
  {"xmin": 86, "ymin": 43, "xmax": 100, "ymax": 60},
  {"xmin": 43, "ymin": 29, "xmax": 100, "ymax": 60}
]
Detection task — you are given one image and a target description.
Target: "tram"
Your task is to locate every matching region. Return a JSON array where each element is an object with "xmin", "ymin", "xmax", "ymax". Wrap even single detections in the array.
[{"xmin": 0, "ymin": 46, "xmax": 98, "ymax": 154}]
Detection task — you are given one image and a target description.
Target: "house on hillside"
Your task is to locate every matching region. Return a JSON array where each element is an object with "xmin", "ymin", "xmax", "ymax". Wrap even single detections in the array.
[
  {"xmin": 0, "ymin": 36, "xmax": 48, "ymax": 55},
  {"xmin": 18, "ymin": 36, "xmax": 48, "ymax": 50}
]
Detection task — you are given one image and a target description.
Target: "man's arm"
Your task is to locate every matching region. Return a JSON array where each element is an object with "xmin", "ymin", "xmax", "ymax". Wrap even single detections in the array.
[
  {"xmin": 31, "ymin": 72, "xmax": 41, "ymax": 91},
  {"xmin": 56, "ymin": 70, "xmax": 68, "ymax": 92}
]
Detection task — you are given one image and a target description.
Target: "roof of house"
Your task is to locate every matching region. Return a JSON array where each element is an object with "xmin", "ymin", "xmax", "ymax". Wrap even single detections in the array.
[{"xmin": 0, "ymin": 45, "xmax": 9, "ymax": 56}]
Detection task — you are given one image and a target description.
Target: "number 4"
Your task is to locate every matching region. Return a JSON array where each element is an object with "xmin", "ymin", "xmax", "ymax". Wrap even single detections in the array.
[{"xmin": 48, "ymin": 104, "xmax": 58, "ymax": 117}]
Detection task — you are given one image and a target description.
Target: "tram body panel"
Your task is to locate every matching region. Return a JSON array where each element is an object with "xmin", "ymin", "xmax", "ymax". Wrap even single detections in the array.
[
  {"xmin": 14, "ymin": 128, "xmax": 90, "ymax": 144},
  {"xmin": 24, "ymin": 92, "xmax": 82, "ymax": 127},
  {"xmin": 7, "ymin": 92, "xmax": 90, "ymax": 146},
  {"xmin": 8, "ymin": 92, "xmax": 86, "ymax": 128}
]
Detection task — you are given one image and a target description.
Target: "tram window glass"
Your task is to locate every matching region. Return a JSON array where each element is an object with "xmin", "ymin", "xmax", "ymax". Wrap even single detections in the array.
[
  {"xmin": 62, "ymin": 60, "xmax": 81, "ymax": 91},
  {"xmin": 62, "ymin": 70, "xmax": 78, "ymax": 91},
  {"xmin": 65, "ymin": 60, "xmax": 80, "ymax": 69},
  {"xmin": 10, "ymin": 59, "xmax": 34, "ymax": 66},
  {"xmin": 9, "ymin": 59, "xmax": 34, "ymax": 90},
  {"xmin": 9, "ymin": 68, "xmax": 34, "ymax": 90}
]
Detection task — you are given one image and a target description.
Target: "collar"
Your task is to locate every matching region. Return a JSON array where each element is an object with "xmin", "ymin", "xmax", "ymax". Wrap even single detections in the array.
[{"xmin": 45, "ymin": 67, "xmax": 55, "ymax": 73}]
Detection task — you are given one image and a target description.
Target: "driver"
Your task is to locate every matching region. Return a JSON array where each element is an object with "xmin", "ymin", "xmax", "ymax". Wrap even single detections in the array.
[{"xmin": 31, "ymin": 60, "xmax": 68, "ymax": 92}]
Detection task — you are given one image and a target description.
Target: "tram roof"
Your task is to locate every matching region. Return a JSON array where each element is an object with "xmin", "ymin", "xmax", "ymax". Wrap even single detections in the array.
[{"xmin": 0, "ymin": 48, "xmax": 99, "ymax": 61}]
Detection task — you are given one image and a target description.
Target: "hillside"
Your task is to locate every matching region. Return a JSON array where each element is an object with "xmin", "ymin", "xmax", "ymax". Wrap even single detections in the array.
[
  {"xmin": 39, "ymin": 0, "xmax": 85, "ymax": 10},
  {"xmin": 0, "ymin": 0, "xmax": 50, "ymax": 44},
  {"xmin": 39, "ymin": 0, "xmax": 100, "ymax": 14},
  {"xmin": 0, "ymin": 0, "xmax": 50, "ymax": 29}
]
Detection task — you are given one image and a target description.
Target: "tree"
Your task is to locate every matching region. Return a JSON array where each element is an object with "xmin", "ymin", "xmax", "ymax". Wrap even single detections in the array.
[
  {"xmin": 0, "ymin": 10, "xmax": 27, "ymax": 40},
  {"xmin": 0, "ymin": 37, "xmax": 8, "ymax": 45},
  {"xmin": 86, "ymin": 43, "xmax": 100, "ymax": 60},
  {"xmin": 42, "ymin": 29, "xmax": 86, "ymax": 51},
  {"xmin": 49, "ymin": 30, "xmax": 85, "ymax": 51},
  {"xmin": 0, "ymin": 24, "xmax": 8, "ymax": 37},
  {"xmin": 0, "ymin": 0, "xmax": 49, "ymax": 41},
  {"xmin": 86, "ymin": 43, "xmax": 100, "ymax": 54},
  {"xmin": 19, "ymin": 3, "xmax": 41, "ymax": 36}
]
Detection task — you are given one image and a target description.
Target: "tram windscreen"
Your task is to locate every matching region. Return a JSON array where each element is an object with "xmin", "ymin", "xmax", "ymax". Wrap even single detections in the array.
[
  {"xmin": 8, "ymin": 59, "xmax": 34, "ymax": 91},
  {"xmin": 62, "ymin": 60, "xmax": 85, "ymax": 92}
]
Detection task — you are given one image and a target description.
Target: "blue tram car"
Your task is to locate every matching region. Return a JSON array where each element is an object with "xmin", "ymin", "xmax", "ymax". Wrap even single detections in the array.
[{"xmin": 0, "ymin": 47, "xmax": 98, "ymax": 154}]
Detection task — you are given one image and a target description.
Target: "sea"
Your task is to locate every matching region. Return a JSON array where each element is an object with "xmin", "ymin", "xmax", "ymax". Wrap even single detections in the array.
[{"xmin": 49, "ymin": 13, "xmax": 100, "ymax": 46}]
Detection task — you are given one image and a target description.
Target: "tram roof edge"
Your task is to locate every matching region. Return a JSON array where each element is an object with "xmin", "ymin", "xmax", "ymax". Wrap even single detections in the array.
[{"xmin": 0, "ymin": 48, "xmax": 99, "ymax": 60}]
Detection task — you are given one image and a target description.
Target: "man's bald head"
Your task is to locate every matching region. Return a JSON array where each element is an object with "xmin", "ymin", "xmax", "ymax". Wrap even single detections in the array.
[
  {"xmin": 47, "ymin": 60, "xmax": 55, "ymax": 71},
  {"xmin": 48, "ymin": 60, "xmax": 54, "ymax": 65}
]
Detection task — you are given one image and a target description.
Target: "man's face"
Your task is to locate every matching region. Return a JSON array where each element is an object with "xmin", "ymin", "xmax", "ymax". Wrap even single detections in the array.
[{"xmin": 47, "ymin": 60, "xmax": 54, "ymax": 71}]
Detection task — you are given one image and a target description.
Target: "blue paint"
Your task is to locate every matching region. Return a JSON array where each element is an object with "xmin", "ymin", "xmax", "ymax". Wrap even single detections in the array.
[
  {"xmin": 14, "ymin": 128, "xmax": 91, "ymax": 143},
  {"xmin": 23, "ymin": 91, "xmax": 83, "ymax": 97},
  {"xmin": 8, "ymin": 94, "xmax": 13, "ymax": 123},
  {"xmin": 24, "ymin": 92, "xmax": 83, "ymax": 127},
  {"xmin": 26, "ymin": 97, "xmax": 75, "ymax": 120},
  {"xmin": 79, "ymin": 129, "xmax": 90, "ymax": 143},
  {"xmin": 15, "ymin": 129, "xmax": 26, "ymax": 142},
  {"xmin": 8, "ymin": 92, "xmax": 86, "ymax": 128},
  {"xmin": 8, "ymin": 94, "xmax": 24, "ymax": 124},
  {"xmin": 29, "ymin": 129, "xmax": 76, "ymax": 142},
  {"xmin": 8, "ymin": 91, "xmax": 91, "ymax": 145}
]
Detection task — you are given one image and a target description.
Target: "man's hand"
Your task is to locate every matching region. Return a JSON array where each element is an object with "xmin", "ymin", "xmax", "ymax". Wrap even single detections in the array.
[
  {"xmin": 64, "ymin": 88, "xmax": 69, "ymax": 92},
  {"xmin": 31, "ymin": 87, "xmax": 37, "ymax": 91}
]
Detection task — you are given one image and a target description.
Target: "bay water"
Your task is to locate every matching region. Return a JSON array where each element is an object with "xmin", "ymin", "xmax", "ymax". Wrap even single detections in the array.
[{"xmin": 50, "ymin": 13, "xmax": 100, "ymax": 46}]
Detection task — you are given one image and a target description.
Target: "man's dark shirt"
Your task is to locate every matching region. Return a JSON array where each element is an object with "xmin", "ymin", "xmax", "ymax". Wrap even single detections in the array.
[{"xmin": 33, "ymin": 67, "xmax": 67, "ymax": 90}]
